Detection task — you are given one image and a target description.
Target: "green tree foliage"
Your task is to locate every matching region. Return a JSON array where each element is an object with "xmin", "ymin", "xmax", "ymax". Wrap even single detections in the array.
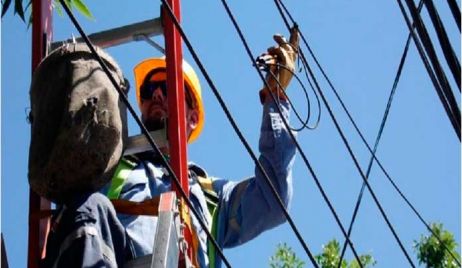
[
  {"xmin": 315, "ymin": 239, "xmax": 376, "ymax": 268},
  {"xmin": 414, "ymin": 223, "xmax": 461, "ymax": 268},
  {"xmin": 270, "ymin": 243, "xmax": 305, "ymax": 268},
  {"xmin": 269, "ymin": 240, "xmax": 376, "ymax": 268},
  {"xmin": 1, "ymin": 0, "xmax": 92, "ymax": 25}
]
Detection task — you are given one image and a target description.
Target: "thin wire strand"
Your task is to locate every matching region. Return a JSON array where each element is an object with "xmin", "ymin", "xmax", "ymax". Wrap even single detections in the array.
[
  {"xmin": 299, "ymin": 62, "xmax": 323, "ymax": 130},
  {"xmin": 272, "ymin": 0, "xmax": 418, "ymax": 266},
  {"xmin": 258, "ymin": 41, "xmax": 322, "ymax": 130},
  {"xmin": 58, "ymin": 1, "xmax": 232, "ymax": 267},
  {"xmin": 159, "ymin": 0, "xmax": 320, "ymax": 266},
  {"xmin": 218, "ymin": 0, "xmax": 371, "ymax": 266},
  {"xmin": 262, "ymin": 64, "xmax": 310, "ymax": 131},
  {"xmin": 263, "ymin": 62, "xmax": 321, "ymax": 130}
]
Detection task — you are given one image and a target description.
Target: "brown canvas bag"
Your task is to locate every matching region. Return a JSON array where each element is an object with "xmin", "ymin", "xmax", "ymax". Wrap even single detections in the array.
[{"xmin": 28, "ymin": 43, "xmax": 128, "ymax": 203}]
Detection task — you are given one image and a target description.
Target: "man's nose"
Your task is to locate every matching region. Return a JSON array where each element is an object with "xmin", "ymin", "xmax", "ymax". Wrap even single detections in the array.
[{"xmin": 151, "ymin": 86, "xmax": 165, "ymax": 101}]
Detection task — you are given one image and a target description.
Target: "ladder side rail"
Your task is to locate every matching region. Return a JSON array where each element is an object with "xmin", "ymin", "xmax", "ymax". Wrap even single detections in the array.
[
  {"xmin": 163, "ymin": 0, "xmax": 189, "ymax": 194},
  {"xmin": 163, "ymin": 0, "xmax": 194, "ymax": 265},
  {"xmin": 29, "ymin": 1, "xmax": 53, "ymax": 267},
  {"xmin": 151, "ymin": 192, "xmax": 182, "ymax": 268},
  {"xmin": 123, "ymin": 192, "xmax": 182, "ymax": 268}
]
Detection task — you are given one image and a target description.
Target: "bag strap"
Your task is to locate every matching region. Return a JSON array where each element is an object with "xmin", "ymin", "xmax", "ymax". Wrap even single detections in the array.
[
  {"xmin": 106, "ymin": 158, "xmax": 137, "ymax": 200},
  {"xmin": 108, "ymin": 160, "xmax": 221, "ymax": 267},
  {"xmin": 195, "ymin": 175, "xmax": 220, "ymax": 268}
]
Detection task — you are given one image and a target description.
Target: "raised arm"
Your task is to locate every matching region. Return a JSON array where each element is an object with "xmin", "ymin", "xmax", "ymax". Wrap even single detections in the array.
[{"xmin": 212, "ymin": 27, "xmax": 300, "ymax": 248}]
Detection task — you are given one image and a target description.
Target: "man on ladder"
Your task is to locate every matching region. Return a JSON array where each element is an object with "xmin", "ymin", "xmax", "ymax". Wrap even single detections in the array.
[{"xmin": 34, "ymin": 27, "xmax": 299, "ymax": 267}]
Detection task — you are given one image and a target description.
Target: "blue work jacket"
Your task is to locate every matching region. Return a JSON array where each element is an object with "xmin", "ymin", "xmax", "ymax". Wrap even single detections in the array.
[{"xmin": 116, "ymin": 100, "xmax": 297, "ymax": 268}]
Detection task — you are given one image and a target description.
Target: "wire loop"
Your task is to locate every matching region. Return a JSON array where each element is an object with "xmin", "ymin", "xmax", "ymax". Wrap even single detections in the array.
[{"xmin": 259, "ymin": 61, "xmax": 321, "ymax": 131}]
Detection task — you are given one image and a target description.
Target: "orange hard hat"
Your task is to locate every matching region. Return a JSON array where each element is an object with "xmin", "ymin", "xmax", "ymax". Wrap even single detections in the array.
[{"xmin": 133, "ymin": 57, "xmax": 204, "ymax": 143}]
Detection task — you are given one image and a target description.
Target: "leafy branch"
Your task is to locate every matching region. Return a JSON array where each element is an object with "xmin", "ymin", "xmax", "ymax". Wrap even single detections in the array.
[
  {"xmin": 1, "ymin": 0, "xmax": 93, "ymax": 26},
  {"xmin": 414, "ymin": 222, "xmax": 461, "ymax": 268},
  {"xmin": 270, "ymin": 240, "xmax": 376, "ymax": 268}
]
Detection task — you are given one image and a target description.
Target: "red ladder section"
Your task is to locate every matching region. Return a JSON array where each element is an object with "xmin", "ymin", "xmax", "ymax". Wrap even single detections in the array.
[
  {"xmin": 28, "ymin": 1, "xmax": 53, "ymax": 268},
  {"xmin": 28, "ymin": 1, "xmax": 193, "ymax": 267}
]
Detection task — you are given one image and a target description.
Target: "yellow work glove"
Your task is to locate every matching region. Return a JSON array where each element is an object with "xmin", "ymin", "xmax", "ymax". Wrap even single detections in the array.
[{"xmin": 258, "ymin": 26, "xmax": 300, "ymax": 104}]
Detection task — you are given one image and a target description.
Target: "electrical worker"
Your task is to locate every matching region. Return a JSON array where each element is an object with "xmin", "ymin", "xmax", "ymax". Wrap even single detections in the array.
[{"xmin": 42, "ymin": 27, "xmax": 299, "ymax": 268}]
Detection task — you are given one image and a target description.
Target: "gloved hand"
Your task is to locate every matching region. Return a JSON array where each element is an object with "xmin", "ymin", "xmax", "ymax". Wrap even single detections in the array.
[{"xmin": 257, "ymin": 26, "xmax": 300, "ymax": 104}]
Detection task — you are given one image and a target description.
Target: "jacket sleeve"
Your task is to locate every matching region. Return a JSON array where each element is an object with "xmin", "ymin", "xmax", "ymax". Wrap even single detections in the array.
[
  {"xmin": 213, "ymin": 100, "xmax": 296, "ymax": 248},
  {"xmin": 43, "ymin": 193, "xmax": 127, "ymax": 268}
]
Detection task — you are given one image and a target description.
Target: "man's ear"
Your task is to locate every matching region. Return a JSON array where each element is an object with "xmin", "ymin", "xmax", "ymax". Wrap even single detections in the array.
[{"xmin": 187, "ymin": 109, "xmax": 199, "ymax": 130}]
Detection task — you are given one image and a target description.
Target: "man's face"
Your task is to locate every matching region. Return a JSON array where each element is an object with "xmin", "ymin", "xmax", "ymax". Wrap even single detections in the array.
[
  {"xmin": 140, "ymin": 72, "xmax": 168, "ymax": 130},
  {"xmin": 140, "ymin": 71, "xmax": 199, "ymax": 137}
]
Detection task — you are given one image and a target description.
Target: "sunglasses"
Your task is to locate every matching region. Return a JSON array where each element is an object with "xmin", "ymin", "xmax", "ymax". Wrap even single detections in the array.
[
  {"xmin": 140, "ymin": 80, "xmax": 195, "ymax": 108},
  {"xmin": 140, "ymin": 80, "xmax": 168, "ymax": 100}
]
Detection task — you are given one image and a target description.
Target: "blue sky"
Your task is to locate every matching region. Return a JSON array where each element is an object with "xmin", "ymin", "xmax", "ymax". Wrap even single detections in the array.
[{"xmin": 2, "ymin": 1, "xmax": 460, "ymax": 267}]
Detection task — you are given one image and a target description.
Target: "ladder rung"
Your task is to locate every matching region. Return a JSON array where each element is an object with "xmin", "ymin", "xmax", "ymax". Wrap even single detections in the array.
[{"xmin": 51, "ymin": 18, "xmax": 163, "ymax": 50}]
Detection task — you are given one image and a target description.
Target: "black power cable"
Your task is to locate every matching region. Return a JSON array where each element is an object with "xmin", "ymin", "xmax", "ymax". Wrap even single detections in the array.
[
  {"xmin": 299, "ymin": 0, "xmax": 462, "ymax": 264},
  {"xmin": 58, "ymin": 1, "xmax": 233, "ymax": 267},
  {"xmin": 336, "ymin": 28, "xmax": 414, "ymax": 268},
  {"xmin": 272, "ymin": 0, "xmax": 419, "ymax": 266},
  {"xmin": 218, "ymin": 0, "xmax": 396, "ymax": 267},
  {"xmin": 403, "ymin": 0, "xmax": 461, "ymax": 138},
  {"xmin": 447, "ymin": 0, "xmax": 461, "ymax": 32},
  {"xmin": 158, "ymin": 0, "xmax": 321, "ymax": 267},
  {"xmin": 274, "ymin": 1, "xmax": 461, "ymax": 266},
  {"xmin": 299, "ymin": 38, "xmax": 417, "ymax": 268},
  {"xmin": 424, "ymin": 0, "xmax": 461, "ymax": 91},
  {"xmin": 338, "ymin": 1, "xmax": 424, "ymax": 264},
  {"xmin": 341, "ymin": 0, "xmax": 460, "ymax": 266},
  {"xmin": 397, "ymin": 0, "xmax": 461, "ymax": 140}
]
